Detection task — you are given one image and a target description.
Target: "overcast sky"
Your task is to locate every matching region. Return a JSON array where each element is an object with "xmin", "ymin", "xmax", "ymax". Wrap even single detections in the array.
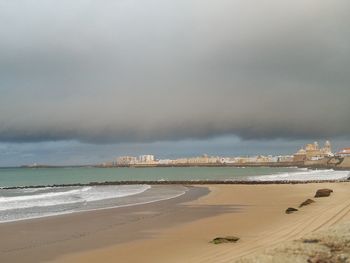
[{"xmin": 0, "ymin": 0, "xmax": 349, "ymax": 166}]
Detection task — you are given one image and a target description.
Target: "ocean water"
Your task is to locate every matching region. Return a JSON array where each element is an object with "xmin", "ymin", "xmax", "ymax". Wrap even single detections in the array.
[
  {"xmin": 0, "ymin": 167, "xmax": 348, "ymax": 223},
  {"xmin": 1, "ymin": 166, "xmax": 346, "ymax": 188}
]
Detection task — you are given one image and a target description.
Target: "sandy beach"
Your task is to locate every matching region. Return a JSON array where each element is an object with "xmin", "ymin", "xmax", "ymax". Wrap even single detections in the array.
[{"xmin": 1, "ymin": 183, "xmax": 350, "ymax": 263}]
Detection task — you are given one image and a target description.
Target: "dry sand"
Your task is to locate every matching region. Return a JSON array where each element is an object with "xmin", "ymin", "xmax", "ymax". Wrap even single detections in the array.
[{"xmin": 1, "ymin": 183, "xmax": 350, "ymax": 263}]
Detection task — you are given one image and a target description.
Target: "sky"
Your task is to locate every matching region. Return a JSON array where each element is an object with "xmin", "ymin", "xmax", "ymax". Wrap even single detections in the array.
[{"xmin": 0, "ymin": 0, "xmax": 349, "ymax": 166}]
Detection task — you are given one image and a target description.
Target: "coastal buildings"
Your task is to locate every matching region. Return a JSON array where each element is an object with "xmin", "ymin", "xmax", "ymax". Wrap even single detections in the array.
[
  {"xmin": 167, "ymin": 155, "xmax": 220, "ymax": 165},
  {"xmin": 233, "ymin": 155, "xmax": 281, "ymax": 164},
  {"xmin": 109, "ymin": 153, "xmax": 299, "ymax": 167},
  {"xmin": 139, "ymin": 155, "xmax": 155, "ymax": 163},
  {"xmin": 186, "ymin": 154, "xmax": 220, "ymax": 165},
  {"xmin": 220, "ymin": 157, "xmax": 236, "ymax": 164},
  {"xmin": 337, "ymin": 148, "xmax": 350, "ymax": 157},
  {"xmin": 115, "ymin": 155, "xmax": 156, "ymax": 166},
  {"xmin": 293, "ymin": 141, "xmax": 333, "ymax": 162},
  {"xmin": 116, "ymin": 156, "xmax": 138, "ymax": 166},
  {"xmin": 113, "ymin": 154, "xmax": 296, "ymax": 167},
  {"xmin": 334, "ymin": 148, "xmax": 350, "ymax": 169},
  {"xmin": 101, "ymin": 140, "xmax": 350, "ymax": 169},
  {"xmin": 277, "ymin": 155, "xmax": 294, "ymax": 163}
]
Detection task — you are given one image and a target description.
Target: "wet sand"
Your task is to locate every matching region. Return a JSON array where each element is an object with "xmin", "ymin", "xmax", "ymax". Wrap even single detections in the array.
[{"xmin": 1, "ymin": 183, "xmax": 350, "ymax": 263}]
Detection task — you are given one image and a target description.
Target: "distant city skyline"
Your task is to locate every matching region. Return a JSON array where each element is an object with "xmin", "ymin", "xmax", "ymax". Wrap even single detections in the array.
[{"xmin": 1, "ymin": 136, "xmax": 349, "ymax": 167}]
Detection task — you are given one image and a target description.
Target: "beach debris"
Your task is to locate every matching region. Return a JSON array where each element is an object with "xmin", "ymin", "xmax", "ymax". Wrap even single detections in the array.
[
  {"xmin": 302, "ymin": 239, "xmax": 320, "ymax": 244},
  {"xmin": 285, "ymin": 207, "xmax": 298, "ymax": 214},
  {"xmin": 210, "ymin": 236, "xmax": 240, "ymax": 244},
  {"xmin": 307, "ymin": 255, "xmax": 336, "ymax": 263},
  {"xmin": 315, "ymin": 189, "xmax": 333, "ymax": 198},
  {"xmin": 299, "ymin": 198, "xmax": 315, "ymax": 208},
  {"xmin": 307, "ymin": 256, "xmax": 324, "ymax": 263}
]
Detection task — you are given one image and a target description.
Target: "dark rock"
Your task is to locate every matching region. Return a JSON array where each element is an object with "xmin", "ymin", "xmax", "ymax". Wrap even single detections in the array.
[
  {"xmin": 299, "ymin": 199, "xmax": 315, "ymax": 208},
  {"xmin": 307, "ymin": 256, "xmax": 335, "ymax": 263},
  {"xmin": 210, "ymin": 236, "xmax": 240, "ymax": 244},
  {"xmin": 303, "ymin": 239, "xmax": 320, "ymax": 244},
  {"xmin": 285, "ymin": 207, "xmax": 298, "ymax": 214},
  {"xmin": 315, "ymin": 189, "xmax": 333, "ymax": 198}
]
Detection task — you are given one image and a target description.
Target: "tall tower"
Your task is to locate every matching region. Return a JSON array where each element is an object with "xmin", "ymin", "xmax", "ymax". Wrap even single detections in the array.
[{"xmin": 324, "ymin": 140, "xmax": 332, "ymax": 154}]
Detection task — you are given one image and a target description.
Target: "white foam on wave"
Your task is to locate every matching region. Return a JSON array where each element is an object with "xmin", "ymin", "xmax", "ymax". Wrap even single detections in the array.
[
  {"xmin": 0, "ymin": 187, "xmax": 92, "ymax": 203},
  {"xmin": 0, "ymin": 186, "xmax": 187, "ymax": 223},
  {"xmin": 249, "ymin": 169, "xmax": 349, "ymax": 181},
  {"xmin": 20, "ymin": 187, "xmax": 51, "ymax": 193},
  {"xmin": 0, "ymin": 185, "xmax": 151, "ymax": 211}
]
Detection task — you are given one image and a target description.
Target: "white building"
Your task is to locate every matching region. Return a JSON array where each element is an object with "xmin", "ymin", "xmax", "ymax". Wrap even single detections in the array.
[
  {"xmin": 158, "ymin": 159, "xmax": 173, "ymax": 165},
  {"xmin": 337, "ymin": 148, "xmax": 350, "ymax": 157},
  {"xmin": 139, "ymin": 155, "xmax": 155, "ymax": 163},
  {"xmin": 116, "ymin": 156, "xmax": 137, "ymax": 165}
]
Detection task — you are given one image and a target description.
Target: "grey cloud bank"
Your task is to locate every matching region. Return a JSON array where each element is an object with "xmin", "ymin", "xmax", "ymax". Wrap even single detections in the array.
[{"xmin": 0, "ymin": 0, "xmax": 350, "ymax": 144}]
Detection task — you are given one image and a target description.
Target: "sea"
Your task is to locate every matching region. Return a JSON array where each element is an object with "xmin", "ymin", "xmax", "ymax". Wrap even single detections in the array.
[{"xmin": 0, "ymin": 167, "xmax": 348, "ymax": 223}]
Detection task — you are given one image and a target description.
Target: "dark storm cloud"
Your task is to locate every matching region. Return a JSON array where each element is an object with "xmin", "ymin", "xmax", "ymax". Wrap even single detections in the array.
[{"xmin": 0, "ymin": 0, "xmax": 350, "ymax": 143}]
